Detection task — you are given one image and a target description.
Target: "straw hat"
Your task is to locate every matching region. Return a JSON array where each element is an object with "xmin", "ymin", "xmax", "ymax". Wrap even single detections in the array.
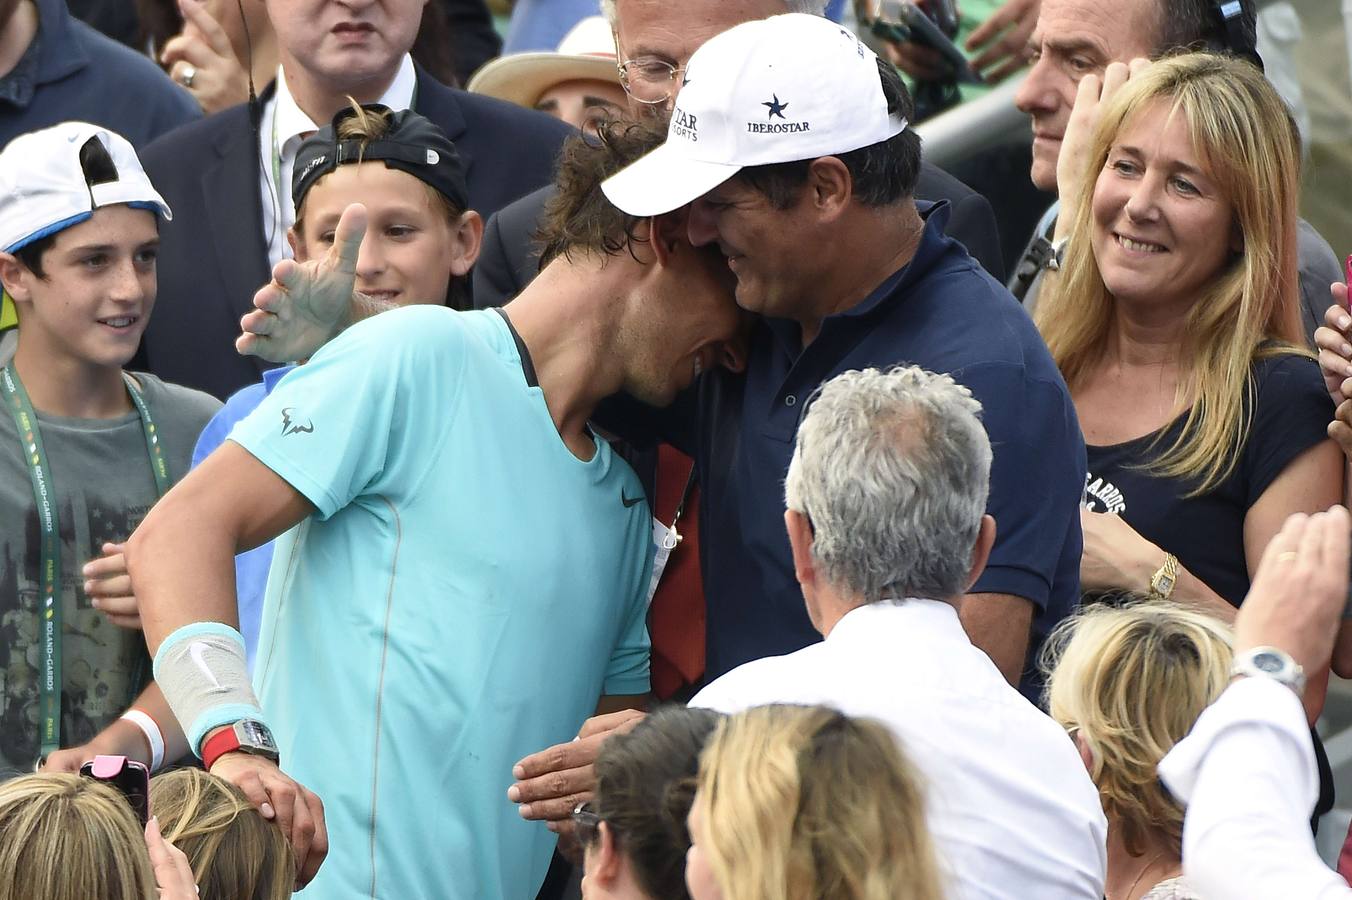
[{"xmin": 467, "ymin": 16, "xmax": 620, "ymax": 109}]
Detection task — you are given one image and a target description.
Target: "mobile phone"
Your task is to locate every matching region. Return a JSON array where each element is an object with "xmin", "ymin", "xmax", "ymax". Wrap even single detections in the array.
[
  {"xmin": 877, "ymin": 1, "xmax": 983, "ymax": 84},
  {"xmin": 80, "ymin": 755, "xmax": 150, "ymax": 825},
  {"xmin": 1344, "ymin": 254, "xmax": 1351, "ymax": 291},
  {"xmin": 925, "ymin": 0, "xmax": 960, "ymax": 37}
]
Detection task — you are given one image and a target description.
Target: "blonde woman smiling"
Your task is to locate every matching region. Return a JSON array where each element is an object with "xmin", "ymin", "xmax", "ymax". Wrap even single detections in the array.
[{"xmin": 1038, "ymin": 53, "xmax": 1346, "ymax": 720}]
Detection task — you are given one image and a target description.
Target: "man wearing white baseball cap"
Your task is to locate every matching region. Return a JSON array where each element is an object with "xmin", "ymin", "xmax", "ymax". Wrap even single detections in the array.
[{"xmin": 597, "ymin": 13, "xmax": 1085, "ymax": 703}]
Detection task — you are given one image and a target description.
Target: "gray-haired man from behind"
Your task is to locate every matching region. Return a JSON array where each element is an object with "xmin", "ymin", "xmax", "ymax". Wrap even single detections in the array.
[{"xmin": 690, "ymin": 366, "xmax": 1108, "ymax": 900}]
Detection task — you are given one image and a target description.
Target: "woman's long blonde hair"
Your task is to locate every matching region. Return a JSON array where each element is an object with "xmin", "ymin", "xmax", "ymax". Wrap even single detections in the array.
[
  {"xmin": 1036, "ymin": 52, "xmax": 1307, "ymax": 493},
  {"xmin": 150, "ymin": 768, "xmax": 295, "ymax": 900},
  {"xmin": 1042, "ymin": 601, "xmax": 1233, "ymax": 857},
  {"xmin": 0, "ymin": 773, "xmax": 156, "ymax": 900},
  {"xmin": 693, "ymin": 704, "xmax": 946, "ymax": 900}
]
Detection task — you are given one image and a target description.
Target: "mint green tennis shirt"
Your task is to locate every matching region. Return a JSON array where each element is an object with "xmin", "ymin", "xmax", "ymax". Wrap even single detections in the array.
[{"xmin": 230, "ymin": 305, "xmax": 652, "ymax": 900}]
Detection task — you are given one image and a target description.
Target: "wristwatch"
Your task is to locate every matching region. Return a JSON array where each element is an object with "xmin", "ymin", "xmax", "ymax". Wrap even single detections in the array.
[
  {"xmin": 202, "ymin": 719, "xmax": 280, "ymax": 771},
  {"xmin": 1230, "ymin": 646, "xmax": 1306, "ymax": 695},
  {"xmin": 1147, "ymin": 553, "xmax": 1179, "ymax": 601}
]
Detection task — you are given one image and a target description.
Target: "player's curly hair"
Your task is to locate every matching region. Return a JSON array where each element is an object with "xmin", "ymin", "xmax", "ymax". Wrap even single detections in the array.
[{"xmin": 536, "ymin": 120, "xmax": 667, "ymax": 269}]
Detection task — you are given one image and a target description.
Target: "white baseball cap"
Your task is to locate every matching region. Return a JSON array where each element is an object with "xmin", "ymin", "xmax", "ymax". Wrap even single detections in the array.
[
  {"xmin": 0, "ymin": 122, "xmax": 172, "ymax": 254},
  {"xmin": 466, "ymin": 16, "xmax": 620, "ymax": 109},
  {"xmin": 601, "ymin": 13, "xmax": 908, "ymax": 217}
]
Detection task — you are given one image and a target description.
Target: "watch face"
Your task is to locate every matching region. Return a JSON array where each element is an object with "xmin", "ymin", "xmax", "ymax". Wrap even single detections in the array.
[
  {"xmin": 239, "ymin": 720, "xmax": 278, "ymax": 752},
  {"xmin": 1253, "ymin": 652, "xmax": 1285, "ymax": 675}
]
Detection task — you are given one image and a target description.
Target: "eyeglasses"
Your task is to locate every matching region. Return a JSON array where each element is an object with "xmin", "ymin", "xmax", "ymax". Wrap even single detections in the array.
[
  {"xmin": 617, "ymin": 56, "xmax": 685, "ymax": 105},
  {"xmin": 572, "ymin": 801, "xmax": 604, "ymax": 846}
]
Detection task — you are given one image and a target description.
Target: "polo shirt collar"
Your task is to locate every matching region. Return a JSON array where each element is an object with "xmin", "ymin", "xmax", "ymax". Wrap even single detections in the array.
[
  {"xmin": 836, "ymin": 199, "xmax": 954, "ymax": 321},
  {"xmin": 0, "ymin": 27, "xmax": 41, "ymax": 108},
  {"xmin": 762, "ymin": 199, "xmax": 956, "ymax": 354},
  {"xmin": 826, "ymin": 596, "xmax": 965, "ymax": 646},
  {"xmin": 271, "ymin": 53, "xmax": 417, "ymax": 152},
  {"xmin": 33, "ymin": 0, "xmax": 88, "ymax": 85}
]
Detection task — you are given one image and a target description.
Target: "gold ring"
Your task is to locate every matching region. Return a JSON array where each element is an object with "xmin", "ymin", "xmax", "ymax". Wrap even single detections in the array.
[{"xmin": 1276, "ymin": 551, "xmax": 1298, "ymax": 563}]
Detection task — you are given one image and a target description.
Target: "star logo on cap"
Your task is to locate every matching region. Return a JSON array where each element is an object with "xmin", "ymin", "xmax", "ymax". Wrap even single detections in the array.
[{"xmin": 762, "ymin": 94, "xmax": 789, "ymax": 120}]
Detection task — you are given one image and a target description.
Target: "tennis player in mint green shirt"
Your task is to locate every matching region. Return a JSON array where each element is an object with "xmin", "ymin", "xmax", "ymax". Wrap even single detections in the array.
[{"xmin": 127, "ymin": 116, "xmax": 745, "ymax": 898}]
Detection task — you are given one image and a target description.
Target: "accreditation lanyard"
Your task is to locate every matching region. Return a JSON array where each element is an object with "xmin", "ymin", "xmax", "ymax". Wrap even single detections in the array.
[{"xmin": 1, "ymin": 365, "xmax": 171, "ymax": 757}]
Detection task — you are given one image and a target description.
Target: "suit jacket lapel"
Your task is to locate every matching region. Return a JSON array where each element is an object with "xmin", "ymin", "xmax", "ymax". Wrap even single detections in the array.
[{"xmin": 203, "ymin": 109, "xmax": 273, "ymax": 377}]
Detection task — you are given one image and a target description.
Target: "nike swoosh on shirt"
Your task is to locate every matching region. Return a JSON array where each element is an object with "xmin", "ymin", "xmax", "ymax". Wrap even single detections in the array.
[
  {"xmin": 622, "ymin": 492, "xmax": 644, "ymax": 508},
  {"xmin": 189, "ymin": 642, "xmax": 227, "ymax": 693}
]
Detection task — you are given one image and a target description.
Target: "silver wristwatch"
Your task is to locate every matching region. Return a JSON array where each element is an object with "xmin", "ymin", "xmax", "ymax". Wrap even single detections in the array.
[{"xmin": 1230, "ymin": 646, "xmax": 1306, "ymax": 695}]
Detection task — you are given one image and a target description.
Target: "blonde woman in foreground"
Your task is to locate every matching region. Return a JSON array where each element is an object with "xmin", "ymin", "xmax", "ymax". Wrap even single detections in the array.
[
  {"xmin": 151, "ymin": 767, "xmax": 295, "ymax": 899},
  {"xmin": 1043, "ymin": 602, "xmax": 1233, "ymax": 899},
  {"xmin": 684, "ymin": 704, "xmax": 945, "ymax": 900},
  {"xmin": 0, "ymin": 772, "xmax": 197, "ymax": 900}
]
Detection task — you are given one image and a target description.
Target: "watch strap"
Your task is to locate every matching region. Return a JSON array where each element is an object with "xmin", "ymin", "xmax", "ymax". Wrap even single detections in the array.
[
  {"xmin": 202, "ymin": 720, "xmax": 279, "ymax": 770},
  {"xmin": 1231, "ymin": 646, "xmax": 1306, "ymax": 695},
  {"xmin": 201, "ymin": 725, "xmax": 241, "ymax": 770}
]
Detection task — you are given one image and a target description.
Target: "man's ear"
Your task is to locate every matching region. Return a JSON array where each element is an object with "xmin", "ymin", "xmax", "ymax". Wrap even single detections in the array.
[
  {"xmin": 286, "ymin": 226, "xmax": 306, "ymax": 263},
  {"xmin": 649, "ymin": 208, "xmax": 690, "ymax": 268},
  {"xmin": 785, "ymin": 508, "xmax": 818, "ymax": 589},
  {"xmin": 591, "ymin": 821, "xmax": 624, "ymax": 885},
  {"xmin": 0, "ymin": 252, "xmax": 32, "ymax": 304},
  {"xmin": 448, "ymin": 210, "xmax": 484, "ymax": 277},
  {"xmin": 963, "ymin": 515, "xmax": 997, "ymax": 593},
  {"xmin": 807, "ymin": 156, "xmax": 852, "ymax": 219}
]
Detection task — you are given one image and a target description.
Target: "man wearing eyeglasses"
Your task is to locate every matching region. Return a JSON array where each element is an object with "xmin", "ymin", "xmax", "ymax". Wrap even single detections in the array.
[{"xmin": 471, "ymin": 0, "xmax": 1004, "ymax": 307}]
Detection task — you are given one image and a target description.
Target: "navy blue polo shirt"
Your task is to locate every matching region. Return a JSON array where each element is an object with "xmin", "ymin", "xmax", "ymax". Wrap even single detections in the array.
[
  {"xmin": 0, "ymin": 0, "xmax": 199, "ymax": 150},
  {"xmin": 616, "ymin": 201, "xmax": 1086, "ymax": 702}
]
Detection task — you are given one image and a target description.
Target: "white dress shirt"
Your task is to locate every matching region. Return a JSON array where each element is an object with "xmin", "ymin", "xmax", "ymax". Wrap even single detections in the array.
[
  {"xmin": 691, "ymin": 599, "xmax": 1108, "ymax": 900},
  {"xmin": 1159, "ymin": 675, "xmax": 1352, "ymax": 898},
  {"xmin": 257, "ymin": 55, "xmax": 417, "ymax": 268}
]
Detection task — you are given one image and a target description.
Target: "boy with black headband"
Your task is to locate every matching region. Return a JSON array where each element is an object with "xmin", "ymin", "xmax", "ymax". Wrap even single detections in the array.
[
  {"xmin": 0, "ymin": 123, "xmax": 220, "ymax": 775},
  {"xmin": 190, "ymin": 102, "xmax": 482, "ymax": 671}
]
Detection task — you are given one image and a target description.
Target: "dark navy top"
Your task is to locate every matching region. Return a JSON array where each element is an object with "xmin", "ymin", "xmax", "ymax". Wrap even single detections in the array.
[
  {"xmin": 604, "ymin": 202, "xmax": 1086, "ymax": 701},
  {"xmin": 1083, "ymin": 353, "xmax": 1332, "ymax": 607},
  {"xmin": 0, "ymin": 0, "xmax": 199, "ymax": 150}
]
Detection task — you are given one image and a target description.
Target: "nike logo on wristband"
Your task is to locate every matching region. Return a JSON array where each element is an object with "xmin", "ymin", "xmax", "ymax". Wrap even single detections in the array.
[{"xmin": 188, "ymin": 642, "xmax": 227, "ymax": 693}]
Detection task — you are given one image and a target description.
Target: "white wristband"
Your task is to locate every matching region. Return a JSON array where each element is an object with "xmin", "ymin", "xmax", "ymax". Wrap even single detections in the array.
[{"xmin": 121, "ymin": 709, "xmax": 165, "ymax": 772}]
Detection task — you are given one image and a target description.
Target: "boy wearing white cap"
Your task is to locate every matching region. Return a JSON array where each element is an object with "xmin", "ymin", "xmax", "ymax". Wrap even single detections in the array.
[{"xmin": 0, "ymin": 123, "xmax": 220, "ymax": 776}]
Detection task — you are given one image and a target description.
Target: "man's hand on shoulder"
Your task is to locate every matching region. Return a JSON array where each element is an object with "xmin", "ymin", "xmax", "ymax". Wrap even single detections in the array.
[
  {"xmin": 210, "ymin": 752, "xmax": 328, "ymax": 888},
  {"xmin": 236, "ymin": 203, "xmax": 368, "ymax": 364}
]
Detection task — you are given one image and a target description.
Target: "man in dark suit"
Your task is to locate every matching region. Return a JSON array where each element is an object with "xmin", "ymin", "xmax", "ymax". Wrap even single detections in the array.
[
  {"xmin": 139, "ymin": 0, "xmax": 572, "ymax": 400},
  {"xmin": 472, "ymin": 0, "xmax": 1003, "ymax": 310}
]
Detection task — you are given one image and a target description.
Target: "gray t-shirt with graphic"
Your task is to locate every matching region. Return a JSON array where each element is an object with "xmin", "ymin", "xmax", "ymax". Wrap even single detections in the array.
[{"xmin": 0, "ymin": 372, "xmax": 219, "ymax": 772}]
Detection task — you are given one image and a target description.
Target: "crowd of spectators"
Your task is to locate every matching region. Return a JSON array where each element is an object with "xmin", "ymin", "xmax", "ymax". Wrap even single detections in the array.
[{"xmin": 1, "ymin": 0, "xmax": 1351, "ymax": 897}]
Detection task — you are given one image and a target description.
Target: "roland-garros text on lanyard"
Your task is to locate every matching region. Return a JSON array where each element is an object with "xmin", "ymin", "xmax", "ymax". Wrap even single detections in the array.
[{"xmin": 2, "ymin": 364, "xmax": 172, "ymax": 760}]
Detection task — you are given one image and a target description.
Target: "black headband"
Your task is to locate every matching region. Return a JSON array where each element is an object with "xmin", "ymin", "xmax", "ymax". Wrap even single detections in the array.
[{"xmin": 292, "ymin": 104, "xmax": 470, "ymax": 216}]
